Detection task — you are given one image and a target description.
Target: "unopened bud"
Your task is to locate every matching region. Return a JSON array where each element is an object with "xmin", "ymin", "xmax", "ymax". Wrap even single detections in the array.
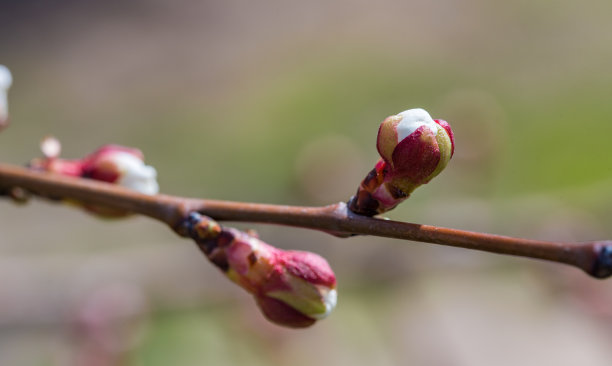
[
  {"xmin": 349, "ymin": 108, "xmax": 454, "ymax": 216},
  {"xmin": 184, "ymin": 215, "xmax": 337, "ymax": 328},
  {"xmin": 29, "ymin": 142, "xmax": 159, "ymax": 216},
  {"xmin": 31, "ymin": 143, "xmax": 159, "ymax": 195},
  {"xmin": 81, "ymin": 145, "xmax": 159, "ymax": 195},
  {"xmin": 40, "ymin": 136, "xmax": 62, "ymax": 159},
  {"xmin": 0, "ymin": 65, "xmax": 13, "ymax": 130}
]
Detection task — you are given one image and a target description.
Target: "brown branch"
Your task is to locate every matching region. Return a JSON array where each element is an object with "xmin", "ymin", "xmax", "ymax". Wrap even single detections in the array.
[{"xmin": 1, "ymin": 162, "xmax": 611, "ymax": 279}]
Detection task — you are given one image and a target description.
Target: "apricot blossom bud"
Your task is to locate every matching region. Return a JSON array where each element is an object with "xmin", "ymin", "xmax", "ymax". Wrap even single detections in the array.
[
  {"xmin": 30, "ymin": 140, "xmax": 159, "ymax": 216},
  {"xmin": 0, "ymin": 65, "xmax": 13, "ymax": 129},
  {"xmin": 80, "ymin": 145, "xmax": 159, "ymax": 195},
  {"xmin": 349, "ymin": 108, "xmax": 454, "ymax": 216},
  {"xmin": 32, "ymin": 140, "xmax": 159, "ymax": 195},
  {"xmin": 182, "ymin": 213, "xmax": 337, "ymax": 328}
]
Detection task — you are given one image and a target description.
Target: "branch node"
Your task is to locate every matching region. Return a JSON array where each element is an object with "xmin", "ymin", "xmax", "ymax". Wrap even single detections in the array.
[
  {"xmin": 591, "ymin": 242, "xmax": 612, "ymax": 279},
  {"xmin": 174, "ymin": 211, "xmax": 221, "ymax": 243}
]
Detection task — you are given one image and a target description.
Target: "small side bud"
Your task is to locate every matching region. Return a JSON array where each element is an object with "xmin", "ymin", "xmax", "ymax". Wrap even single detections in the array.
[
  {"xmin": 183, "ymin": 214, "xmax": 337, "ymax": 328},
  {"xmin": 349, "ymin": 108, "xmax": 455, "ymax": 216},
  {"xmin": 0, "ymin": 65, "xmax": 13, "ymax": 130},
  {"xmin": 41, "ymin": 136, "xmax": 62, "ymax": 159}
]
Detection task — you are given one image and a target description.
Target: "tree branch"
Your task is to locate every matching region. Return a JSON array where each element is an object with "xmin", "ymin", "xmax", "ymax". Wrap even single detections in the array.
[{"xmin": 1, "ymin": 162, "xmax": 611, "ymax": 279}]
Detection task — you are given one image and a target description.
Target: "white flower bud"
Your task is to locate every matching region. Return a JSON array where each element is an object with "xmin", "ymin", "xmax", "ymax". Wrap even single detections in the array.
[{"xmin": 0, "ymin": 65, "xmax": 13, "ymax": 125}]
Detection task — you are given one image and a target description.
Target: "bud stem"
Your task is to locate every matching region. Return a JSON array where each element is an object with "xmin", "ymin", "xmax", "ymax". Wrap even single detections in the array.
[{"xmin": 0, "ymin": 162, "xmax": 610, "ymax": 279}]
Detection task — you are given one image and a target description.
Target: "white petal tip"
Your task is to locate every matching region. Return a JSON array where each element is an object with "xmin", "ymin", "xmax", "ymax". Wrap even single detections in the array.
[
  {"xmin": 112, "ymin": 152, "xmax": 160, "ymax": 195},
  {"xmin": 311, "ymin": 288, "xmax": 337, "ymax": 320},
  {"xmin": 396, "ymin": 108, "xmax": 439, "ymax": 140},
  {"xmin": 0, "ymin": 65, "xmax": 13, "ymax": 90}
]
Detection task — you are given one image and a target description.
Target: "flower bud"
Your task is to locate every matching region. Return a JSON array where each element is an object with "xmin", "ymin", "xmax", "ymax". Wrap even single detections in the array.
[
  {"xmin": 349, "ymin": 108, "xmax": 454, "ymax": 216},
  {"xmin": 29, "ymin": 141, "xmax": 159, "ymax": 216},
  {"xmin": 80, "ymin": 145, "xmax": 159, "ymax": 195},
  {"xmin": 32, "ymin": 142, "xmax": 159, "ymax": 195},
  {"xmin": 189, "ymin": 220, "xmax": 337, "ymax": 328},
  {"xmin": 0, "ymin": 65, "xmax": 13, "ymax": 130}
]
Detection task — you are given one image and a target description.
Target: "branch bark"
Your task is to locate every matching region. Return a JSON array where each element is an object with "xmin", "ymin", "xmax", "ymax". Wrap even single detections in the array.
[{"xmin": 1, "ymin": 162, "xmax": 611, "ymax": 279}]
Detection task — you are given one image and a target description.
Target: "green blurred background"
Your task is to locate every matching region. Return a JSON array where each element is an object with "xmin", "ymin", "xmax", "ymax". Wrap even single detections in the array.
[{"xmin": 2, "ymin": 1, "xmax": 612, "ymax": 365}]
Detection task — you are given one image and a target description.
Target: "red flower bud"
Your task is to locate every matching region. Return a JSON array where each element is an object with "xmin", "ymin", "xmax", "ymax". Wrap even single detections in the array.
[
  {"xmin": 30, "ymin": 140, "xmax": 159, "ymax": 216},
  {"xmin": 80, "ymin": 145, "xmax": 158, "ymax": 195},
  {"xmin": 349, "ymin": 108, "xmax": 454, "ymax": 216},
  {"xmin": 183, "ymin": 214, "xmax": 337, "ymax": 328},
  {"xmin": 32, "ymin": 141, "xmax": 159, "ymax": 195}
]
